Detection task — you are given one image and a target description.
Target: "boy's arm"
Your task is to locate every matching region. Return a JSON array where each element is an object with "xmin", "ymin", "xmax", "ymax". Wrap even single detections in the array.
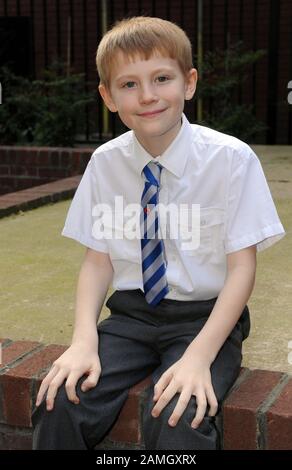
[
  {"xmin": 72, "ymin": 247, "xmax": 113, "ymax": 345},
  {"xmin": 151, "ymin": 245, "xmax": 257, "ymax": 428},
  {"xmin": 36, "ymin": 248, "xmax": 113, "ymax": 410},
  {"xmin": 186, "ymin": 244, "xmax": 256, "ymax": 363}
]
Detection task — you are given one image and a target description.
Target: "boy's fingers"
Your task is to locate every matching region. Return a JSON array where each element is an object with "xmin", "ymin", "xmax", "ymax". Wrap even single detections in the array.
[
  {"xmin": 81, "ymin": 368, "xmax": 100, "ymax": 392},
  {"xmin": 65, "ymin": 373, "xmax": 82, "ymax": 403},
  {"xmin": 45, "ymin": 371, "xmax": 67, "ymax": 411},
  {"xmin": 191, "ymin": 391, "xmax": 207, "ymax": 429},
  {"xmin": 36, "ymin": 381, "xmax": 49, "ymax": 407},
  {"xmin": 206, "ymin": 387, "xmax": 218, "ymax": 416},
  {"xmin": 153, "ymin": 371, "xmax": 172, "ymax": 400},
  {"xmin": 168, "ymin": 389, "xmax": 192, "ymax": 427},
  {"xmin": 152, "ymin": 380, "xmax": 177, "ymax": 417},
  {"xmin": 36, "ymin": 365, "xmax": 58, "ymax": 406}
]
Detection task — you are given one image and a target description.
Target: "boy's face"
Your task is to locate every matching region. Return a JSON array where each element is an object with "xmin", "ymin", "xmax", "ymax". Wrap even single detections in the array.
[{"xmin": 99, "ymin": 51, "xmax": 197, "ymax": 154}]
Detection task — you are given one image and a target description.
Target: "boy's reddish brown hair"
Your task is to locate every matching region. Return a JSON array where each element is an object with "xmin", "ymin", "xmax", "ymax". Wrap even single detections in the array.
[{"xmin": 96, "ymin": 16, "xmax": 193, "ymax": 87}]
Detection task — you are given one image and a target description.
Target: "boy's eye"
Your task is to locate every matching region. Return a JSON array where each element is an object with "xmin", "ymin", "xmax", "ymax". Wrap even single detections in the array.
[
  {"xmin": 121, "ymin": 76, "xmax": 170, "ymax": 88},
  {"xmin": 156, "ymin": 76, "xmax": 170, "ymax": 83},
  {"xmin": 123, "ymin": 81, "xmax": 136, "ymax": 89}
]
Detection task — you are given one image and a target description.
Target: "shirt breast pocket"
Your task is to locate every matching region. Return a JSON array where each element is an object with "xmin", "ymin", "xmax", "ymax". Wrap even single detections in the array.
[
  {"xmin": 179, "ymin": 207, "xmax": 225, "ymax": 259},
  {"xmin": 104, "ymin": 223, "xmax": 140, "ymax": 264}
]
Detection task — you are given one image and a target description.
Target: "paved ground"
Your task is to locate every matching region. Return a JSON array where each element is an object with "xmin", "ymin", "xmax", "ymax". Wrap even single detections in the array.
[{"xmin": 0, "ymin": 145, "xmax": 291, "ymax": 373}]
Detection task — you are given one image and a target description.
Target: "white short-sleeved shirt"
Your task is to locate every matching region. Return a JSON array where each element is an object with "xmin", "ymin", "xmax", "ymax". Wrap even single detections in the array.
[{"xmin": 62, "ymin": 114, "xmax": 285, "ymax": 301}]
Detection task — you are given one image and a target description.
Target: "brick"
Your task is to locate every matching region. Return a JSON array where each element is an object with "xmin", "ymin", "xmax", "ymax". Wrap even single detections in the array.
[
  {"xmin": 37, "ymin": 150, "xmax": 50, "ymax": 166},
  {"xmin": 1, "ymin": 344, "xmax": 66, "ymax": 427},
  {"xmin": 7, "ymin": 0, "xmax": 17, "ymax": 15},
  {"xmin": 0, "ymin": 426, "xmax": 32, "ymax": 450},
  {"xmin": 60, "ymin": 150, "xmax": 72, "ymax": 168},
  {"xmin": 10, "ymin": 165, "xmax": 27, "ymax": 176},
  {"xmin": 266, "ymin": 377, "xmax": 292, "ymax": 449},
  {"xmin": 50, "ymin": 151, "xmax": 60, "ymax": 167},
  {"xmin": 15, "ymin": 149, "xmax": 37, "ymax": 166},
  {"xmin": 6, "ymin": 148, "xmax": 16, "ymax": 164},
  {"xmin": 0, "ymin": 340, "xmax": 41, "ymax": 370},
  {"xmin": 109, "ymin": 377, "xmax": 152, "ymax": 444},
  {"xmin": 0, "ymin": 177, "xmax": 14, "ymax": 190},
  {"xmin": 0, "ymin": 174, "xmax": 81, "ymax": 217},
  {"xmin": 70, "ymin": 150, "xmax": 81, "ymax": 172},
  {"xmin": 0, "ymin": 166, "xmax": 9, "ymax": 175},
  {"xmin": 20, "ymin": 0, "xmax": 32, "ymax": 15},
  {"xmin": 0, "ymin": 148, "xmax": 8, "ymax": 164},
  {"xmin": 223, "ymin": 369, "xmax": 284, "ymax": 449},
  {"xmin": 78, "ymin": 151, "xmax": 92, "ymax": 169},
  {"xmin": 38, "ymin": 168, "xmax": 67, "ymax": 179},
  {"xmin": 0, "ymin": 340, "xmax": 42, "ymax": 425}
]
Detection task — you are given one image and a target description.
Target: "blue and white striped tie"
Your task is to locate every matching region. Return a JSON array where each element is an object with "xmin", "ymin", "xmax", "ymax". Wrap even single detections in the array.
[{"xmin": 140, "ymin": 161, "xmax": 169, "ymax": 306}]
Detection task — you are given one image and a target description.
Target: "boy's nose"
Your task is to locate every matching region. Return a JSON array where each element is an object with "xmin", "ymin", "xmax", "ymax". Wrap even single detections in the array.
[{"xmin": 139, "ymin": 84, "xmax": 158, "ymax": 104}]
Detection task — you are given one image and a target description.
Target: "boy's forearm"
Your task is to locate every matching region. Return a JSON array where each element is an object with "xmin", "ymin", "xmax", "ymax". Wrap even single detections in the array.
[
  {"xmin": 185, "ymin": 261, "xmax": 256, "ymax": 364},
  {"xmin": 72, "ymin": 252, "xmax": 113, "ymax": 345}
]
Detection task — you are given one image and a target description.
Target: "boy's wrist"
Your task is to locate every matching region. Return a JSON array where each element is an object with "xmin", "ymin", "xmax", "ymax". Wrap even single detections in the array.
[
  {"xmin": 72, "ymin": 329, "xmax": 98, "ymax": 346},
  {"xmin": 184, "ymin": 340, "xmax": 215, "ymax": 366}
]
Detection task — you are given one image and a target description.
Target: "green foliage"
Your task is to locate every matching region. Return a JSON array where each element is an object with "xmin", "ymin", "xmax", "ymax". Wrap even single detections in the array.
[
  {"xmin": 196, "ymin": 42, "xmax": 267, "ymax": 142},
  {"xmin": 0, "ymin": 62, "xmax": 96, "ymax": 146}
]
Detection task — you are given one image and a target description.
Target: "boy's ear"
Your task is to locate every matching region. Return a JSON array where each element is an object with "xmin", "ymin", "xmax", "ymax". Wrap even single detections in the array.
[
  {"xmin": 98, "ymin": 84, "xmax": 118, "ymax": 112},
  {"xmin": 184, "ymin": 68, "xmax": 198, "ymax": 101}
]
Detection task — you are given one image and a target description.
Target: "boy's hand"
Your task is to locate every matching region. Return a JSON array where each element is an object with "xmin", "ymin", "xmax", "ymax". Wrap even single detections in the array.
[
  {"xmin": 35, "ymin": 342, "xmax": 101, "ymax": 411},
  {"xmin": 151, "ymin": 352, "xmax": 218, "ymax": 429}
]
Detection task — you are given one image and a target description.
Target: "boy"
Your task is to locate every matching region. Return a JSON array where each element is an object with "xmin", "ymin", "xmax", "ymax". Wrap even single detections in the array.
[{"xmin": 32, "ymin": 17, "xmax": 285, "ymax": 450}]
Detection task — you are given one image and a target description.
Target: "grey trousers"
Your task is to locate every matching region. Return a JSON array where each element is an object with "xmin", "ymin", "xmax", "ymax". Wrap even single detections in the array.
[{"xmin": 32, "ymin": 289, "xmax": 250, "ymax": 450}]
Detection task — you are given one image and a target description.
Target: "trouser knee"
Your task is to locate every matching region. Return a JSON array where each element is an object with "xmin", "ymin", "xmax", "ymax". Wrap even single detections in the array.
[
  {"xmin": 144, "ymin": 392, "xmax": 197, "ymax": 430},
  {"xmin": 32, "ymin": 381, "xmax": 77, "ymax": 429},
  {"xmin": 143, "ymin": 392, "xmax": 218, "ymax": 450}
]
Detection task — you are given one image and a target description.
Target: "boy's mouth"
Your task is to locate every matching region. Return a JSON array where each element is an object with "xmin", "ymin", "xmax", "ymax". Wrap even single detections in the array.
[{"xmin": 138, "ymin": 108, "xmax": 167, "ymax": 117}]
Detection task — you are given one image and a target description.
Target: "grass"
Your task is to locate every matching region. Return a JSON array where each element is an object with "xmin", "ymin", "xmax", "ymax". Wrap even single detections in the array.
[{"xmin": 0, "ymin": 145, "xmax": 291, "ymax": 372}]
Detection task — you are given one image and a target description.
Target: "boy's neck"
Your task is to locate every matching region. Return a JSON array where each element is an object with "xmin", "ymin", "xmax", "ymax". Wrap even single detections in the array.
[{"xmin": 134, "ymin": 117, "xmax": 183, "ymax": 157}]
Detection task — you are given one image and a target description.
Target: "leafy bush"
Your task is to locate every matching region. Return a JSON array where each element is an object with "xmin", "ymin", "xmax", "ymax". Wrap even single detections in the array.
[
  {"xmin": 0, "ymin": 62, "xmax": 96, "ymax": 146},
  {"xmin": 196, "ymin": 42, "xmax": 267, "ymax": 142}
]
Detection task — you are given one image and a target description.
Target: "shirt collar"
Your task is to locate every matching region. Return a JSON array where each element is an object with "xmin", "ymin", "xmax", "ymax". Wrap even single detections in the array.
[{"xmin": 132, "ymin": 113, "xmax": 192, "ymax": 178}]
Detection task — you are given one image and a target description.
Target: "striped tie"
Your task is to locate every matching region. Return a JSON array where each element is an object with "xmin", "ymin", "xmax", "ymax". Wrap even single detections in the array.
[{"xmin": 140, "ymin": 161, "xmax": 169, "ymax": 306}]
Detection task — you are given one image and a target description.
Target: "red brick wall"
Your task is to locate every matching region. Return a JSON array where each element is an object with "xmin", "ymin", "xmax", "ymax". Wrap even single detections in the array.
[
  {"xmin": 0, "ymin": 146, "xmax": 94, "ymax": 195},
  {"xmin": 1, "ymin": 337, "xmax": 292, "ymax": 450}
]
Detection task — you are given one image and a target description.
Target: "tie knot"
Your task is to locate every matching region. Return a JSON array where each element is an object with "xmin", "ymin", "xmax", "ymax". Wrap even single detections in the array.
[{"xmin": 143, "ymin": 161, "xmax": 162, "ymax": 187}]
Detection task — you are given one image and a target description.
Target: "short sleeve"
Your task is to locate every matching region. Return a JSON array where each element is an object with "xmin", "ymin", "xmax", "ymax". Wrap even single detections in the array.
[
  {"xmin": 224, "ymin": 149, "xmax": 285, "ymax": 254},
  {"xmin": 61, "ymin": 159, "xmax": 109, "ymax": 253}
]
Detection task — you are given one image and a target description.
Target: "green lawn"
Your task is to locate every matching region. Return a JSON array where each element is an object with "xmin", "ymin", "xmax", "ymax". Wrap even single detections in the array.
[{"xmin": 0, "ymin": 146, "xmax": 291, "ymax": 373}]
